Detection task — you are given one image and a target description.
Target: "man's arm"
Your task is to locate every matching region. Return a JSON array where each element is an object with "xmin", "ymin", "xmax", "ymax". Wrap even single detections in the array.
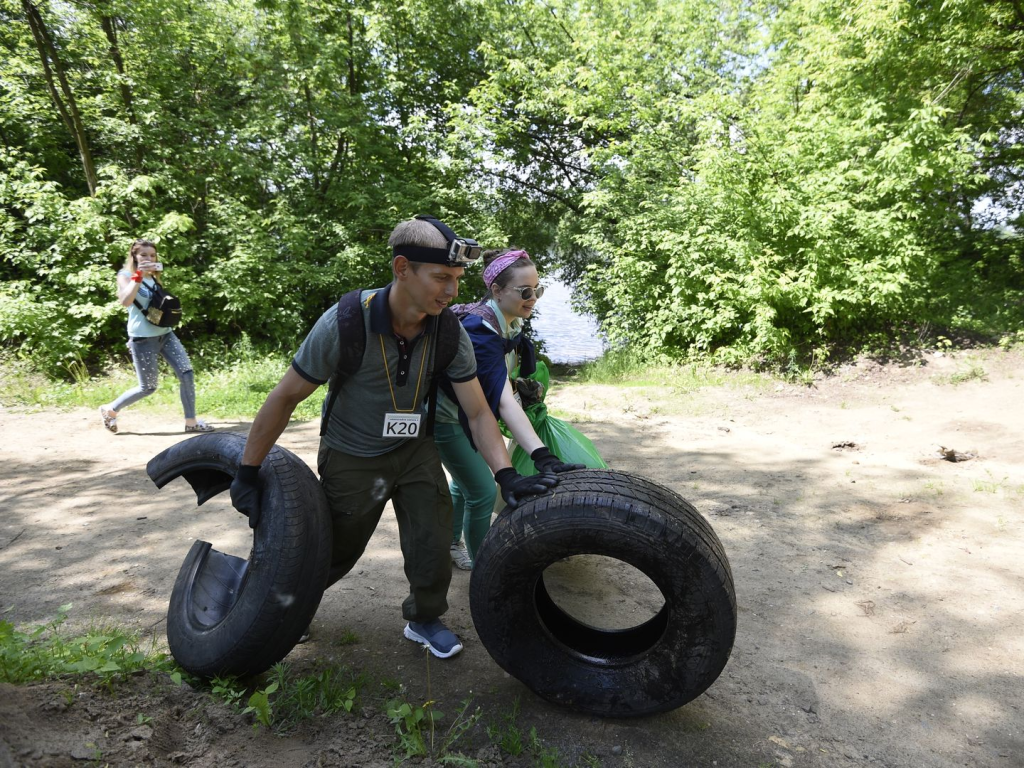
[
  {"xmin": 230, "ymin": 367, "xmax": 320, "ymax": 528},
  {"xmin": 450, "ymin": 377, "xmax": 512, "ymax": 473},
  {"xmin": 241, "ymin": 367, "xmax": 321, "ymax": 466}
]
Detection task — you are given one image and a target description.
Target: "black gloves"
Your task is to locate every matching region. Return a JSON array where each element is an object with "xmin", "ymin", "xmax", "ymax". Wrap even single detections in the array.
[
  {"xmin": 493, "ymin": 449, "xmax": 584, "ymax": 510},
  {"xmin": 230, "ymin": 463, "xmax": 262, "ymax": 529},
  {"xmin": 495, "ymin": 467, "xmax": 558, "ymax": 509},
  {"xmin": 530, "ymin": 446, "xmax": 586, "ymax": 475}
]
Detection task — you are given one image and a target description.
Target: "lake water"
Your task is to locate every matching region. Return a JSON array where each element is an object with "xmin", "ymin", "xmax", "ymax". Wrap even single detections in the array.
[{"xmin": 529, "ymin": 277, "xmax": 607, "ymax": 364}]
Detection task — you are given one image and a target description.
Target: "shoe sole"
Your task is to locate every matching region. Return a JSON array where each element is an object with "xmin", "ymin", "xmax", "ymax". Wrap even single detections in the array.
[
  {"xmin": 403, "ymin": 624, "xmax": 463, "ymax": 658},
  {"xmin": 450, "ymin": 556, "xmax": 473, "ymax": 571}
]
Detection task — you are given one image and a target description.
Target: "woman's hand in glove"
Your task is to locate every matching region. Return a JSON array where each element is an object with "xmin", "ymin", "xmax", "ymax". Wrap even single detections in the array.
[
  {"xmin": 495, "ymin": 467, "xmax": 558, "ymax": 509},
  {"xmin": 530, "ymin": 446, "xmax": 586, "ymax": 474}
]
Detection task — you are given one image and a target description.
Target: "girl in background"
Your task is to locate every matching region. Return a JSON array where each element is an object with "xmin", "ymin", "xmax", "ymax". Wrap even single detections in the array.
[{"xmin": 99, "ymin": 239, "xmax": 213, "ymax": 434}]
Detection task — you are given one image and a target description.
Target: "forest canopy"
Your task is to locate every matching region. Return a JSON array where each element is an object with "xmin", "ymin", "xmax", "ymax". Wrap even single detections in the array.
[{"xmin": 1, "ymin": 0, "xmax": 1022, "ymax": 372}]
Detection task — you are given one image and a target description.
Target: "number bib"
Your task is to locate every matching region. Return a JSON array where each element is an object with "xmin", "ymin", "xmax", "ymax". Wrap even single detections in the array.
[{"xmin": 383, "ymin": 412, "xmax": 421, "ymax": 438}]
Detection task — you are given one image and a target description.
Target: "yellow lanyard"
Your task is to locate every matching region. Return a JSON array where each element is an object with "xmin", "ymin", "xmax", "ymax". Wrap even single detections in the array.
[{"xmin": 380, "ymin": 334, "xmax": 428, "ymax": 412}]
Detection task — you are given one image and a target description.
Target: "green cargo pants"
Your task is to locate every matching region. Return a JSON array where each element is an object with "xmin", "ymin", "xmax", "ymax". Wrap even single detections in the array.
[{"xmin": 318, "ymin": 437, "xmax": 453, "ymax": 623}]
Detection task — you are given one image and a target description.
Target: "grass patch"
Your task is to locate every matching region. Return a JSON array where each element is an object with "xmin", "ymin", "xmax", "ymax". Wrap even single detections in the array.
[
  {"xmin": 971, "ymin": 470, "xmax": 1014, "ymax": 495},
  {"xmin": 0, "ymin": 337, "xmax": 324, "ymax": 422},
  {"xmin": 207, "ymin": 661, "xmax": 364, "ymax": 732},
  {"xmin": 4, "ymin": 605, "xmax": 598, "ymax": 766},
  {"xmin": 0, "ymin": 604, "xmax": 180, "ymax": 688},
  {"xmin": 939, "ymin": 364, "xmax": 989, "ymax": 386},
  {"xmin": 485, "ymin": 696, "xmax": 593, "ymax": 767},
  {"xmin": 577, "ymin": 349, "xmax": 769, "ymax": 393}
]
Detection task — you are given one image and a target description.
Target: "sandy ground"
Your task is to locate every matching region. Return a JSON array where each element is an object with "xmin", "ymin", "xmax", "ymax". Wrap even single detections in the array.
[{"xmin": 1, "ymin": 348, "xmax": 1022, "ymax": 767}]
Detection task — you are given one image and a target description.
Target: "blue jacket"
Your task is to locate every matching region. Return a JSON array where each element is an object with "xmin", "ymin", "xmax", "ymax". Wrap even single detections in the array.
[{"xmin": 445, "ymin": 301, "xmax": 537, "ymax": 448}]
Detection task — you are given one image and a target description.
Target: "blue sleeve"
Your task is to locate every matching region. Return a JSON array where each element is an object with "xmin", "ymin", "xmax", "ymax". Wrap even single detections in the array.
[{"xmin": 463, "ymin": 315, "xmax": 509, "ymax": 419}]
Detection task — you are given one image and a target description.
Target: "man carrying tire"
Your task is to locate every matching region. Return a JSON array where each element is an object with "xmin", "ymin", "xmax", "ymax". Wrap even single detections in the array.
[{"xmin": 229, "ymin": 216, "xmax": 570, "ymax": 658}]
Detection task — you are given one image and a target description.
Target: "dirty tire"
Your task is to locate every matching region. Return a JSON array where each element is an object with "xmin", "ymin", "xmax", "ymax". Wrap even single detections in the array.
[
  {"xmin": 470, "ymin": 469, "xmax": 736, "ymax": 717},
  {"xmin": 147, "ymin": 432, "xmax": 331, "ymax": 677}
]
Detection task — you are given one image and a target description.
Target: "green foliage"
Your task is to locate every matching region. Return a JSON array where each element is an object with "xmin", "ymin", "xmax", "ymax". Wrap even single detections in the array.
[
  {"xmin": 2, "ymin": 0, "xmax": 1022, "ymax": 372},
  {"xmin": 264, "ymin": 662, "xmax": 360, "ymax": 730},
  {"xmin": 387, "ymin": 697, "xmax": 440, "ymax": 758},
  {"xmin": 0, "ymin": 0, "xmax": 486, "ymax": 374},
  {"xmin": 207, "ymin": 662, "xmax": 362, "ymax": 733},
  {"xmin": 209, "ymin": 675, "xmax": 248, "ymax": 711},
  {"xmin": 387, "ymin": 695, "xmax": 482, "ymax": 763},
  {"xmin": 947, "ymin": 364, "xmax": 988, "ymax": 385},
  {"xmin": 486, "ymin": 697, "xmax": 524, "ymax": 756},
  {"xmin": 484, "ymin": 698, "xmax": 575, "ymax": 766},
  {"xmin": 242, "ymin": 680, "xmax": 279, "ymax": 730},
  {"xmin": 0, "ymin": 604, "xmax": 178, "ymax": 687},
  {"xmin": 450, "ymin": 0, "xmax": 1024, "ymax": 364}
]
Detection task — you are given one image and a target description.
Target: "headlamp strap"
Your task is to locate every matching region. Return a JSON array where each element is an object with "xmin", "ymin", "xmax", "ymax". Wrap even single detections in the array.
[
  {"xmin": 415, "ymin": 215, "xmax": 458, "ymax": 243},
  {"xmin": 393, "ymin": 215, "xmax": 474, "ymax": 264},
  {"xmin": 397, "ymin": 244, "xmax": 451, "ymax": 263}
]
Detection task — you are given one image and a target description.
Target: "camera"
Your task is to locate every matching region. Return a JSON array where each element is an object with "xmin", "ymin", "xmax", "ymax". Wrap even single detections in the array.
[{"xmin": 446, "ymin": 238, "xmax": 481, "ymax": 266}]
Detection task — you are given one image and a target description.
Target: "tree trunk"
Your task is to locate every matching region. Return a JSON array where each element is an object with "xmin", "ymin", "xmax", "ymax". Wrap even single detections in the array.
[
  {"xmin": 22, "ymin": 0, "xmax": 98, "ymax": 195},
  {"xmin": 99, "ymin": 11, "xmax": 143, "ymax": 168}
]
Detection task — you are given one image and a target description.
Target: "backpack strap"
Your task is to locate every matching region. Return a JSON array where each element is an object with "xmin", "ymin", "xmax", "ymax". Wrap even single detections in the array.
[
  {"xmin": 320, "ymin": 288, "xmax": 369, "ymax": 437},
  {"xmin": 132, "ymin": 279, "xmax": 151, "ymax": 313},
  {"xmin": 320, "ymin": 291, "xmax": 461, "ymax": 439},
  {"xmin": 434, "ymin": 308, "xmax": 461, "ymax": 374},
  {"xmin": 421, "ymin": 308, "xmax": 461, "ymax": 437}
]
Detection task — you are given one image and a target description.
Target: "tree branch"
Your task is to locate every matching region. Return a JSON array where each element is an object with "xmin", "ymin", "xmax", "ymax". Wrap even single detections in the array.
[
  {"xmin": 485, "ymin": 167, "xmax": 583, "ymax": 213},
  {"xmin": 22, "ymin": 0, "xmax": 97, "ymax": 194},
  {"xmin": 99, "ymin": 10, "xmax": 143, "ymax": 168}
]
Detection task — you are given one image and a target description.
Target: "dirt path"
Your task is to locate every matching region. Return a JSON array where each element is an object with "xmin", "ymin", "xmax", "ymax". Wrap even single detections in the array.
[{"xmin": 1, "ymin": 349, "xmax": 1022, "ymax": 767}]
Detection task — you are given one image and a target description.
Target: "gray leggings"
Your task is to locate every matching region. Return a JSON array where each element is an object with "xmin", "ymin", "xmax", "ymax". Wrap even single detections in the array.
[{"xmin": 110, "ymin": 333, "xmax": 196, "ymax": 419}]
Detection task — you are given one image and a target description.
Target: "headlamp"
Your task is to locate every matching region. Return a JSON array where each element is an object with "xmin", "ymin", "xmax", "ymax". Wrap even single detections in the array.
[
  {"xmin": 445, "ymin": 235, "xmax": 482, "ymax": 266},
  {"xmin": 394, "ymin": 215, "xmax": 481, "ymax": 267}
]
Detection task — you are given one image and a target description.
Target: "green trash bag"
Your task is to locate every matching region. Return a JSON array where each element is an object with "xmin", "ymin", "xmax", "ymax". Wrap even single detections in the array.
[
  {"xmin": 511, "ymin": 401, "xmax": 608, "ymax": 476},
  {"xmin": 510, "ymin": 360, "xmax": 550, "ymax": 409}
]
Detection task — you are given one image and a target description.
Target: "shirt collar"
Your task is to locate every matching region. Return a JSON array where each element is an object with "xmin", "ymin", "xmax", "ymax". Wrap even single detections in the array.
[
  {"xmin": 485, "ymin": 298, "xmax": 522, "ymax": 337},
  {"xmin": 369, "ymin": 283, "xmax": 436, "ymax": 340}
]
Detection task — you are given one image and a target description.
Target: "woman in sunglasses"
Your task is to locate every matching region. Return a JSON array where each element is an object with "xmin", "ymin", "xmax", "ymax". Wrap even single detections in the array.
[{"xmin": 435, "ymin": 248, "xmax": 582, "ymax": 570}]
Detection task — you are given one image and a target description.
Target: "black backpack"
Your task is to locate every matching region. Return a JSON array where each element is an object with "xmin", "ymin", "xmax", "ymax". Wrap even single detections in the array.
[
  {"xmin": 320, "ymin": 288, "xmax": 462, "ymax": 437},
  {"xmin": 134, "ymin": 280, "xmax": 182, "ymax": 328}
]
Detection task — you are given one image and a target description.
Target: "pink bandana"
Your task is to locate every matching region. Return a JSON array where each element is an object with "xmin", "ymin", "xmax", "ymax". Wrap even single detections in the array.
[{"xmin": 483, "ymin": 250, "xmax": 530, "ymax": 287}]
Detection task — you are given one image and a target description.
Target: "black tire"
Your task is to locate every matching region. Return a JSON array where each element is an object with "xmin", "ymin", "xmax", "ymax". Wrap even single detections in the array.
[
  {"xmin": 147, "ymin": 432, "xmax": 331, "ymax": 677},
  {"xmin": 470, "ymin": 469, "xmax": 736, "ymax": 717}
]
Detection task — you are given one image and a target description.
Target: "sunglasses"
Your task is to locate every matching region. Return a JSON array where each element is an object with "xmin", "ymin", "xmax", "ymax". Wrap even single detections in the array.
[{"xmin": 508, "ymin": 285, "xmax": 545, "ymax": 300}]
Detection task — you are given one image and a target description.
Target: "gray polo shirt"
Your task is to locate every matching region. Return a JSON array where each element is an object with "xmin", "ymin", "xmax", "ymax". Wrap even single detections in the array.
[{"xmin": 292, "ymin": 285, "xmax": 477, "ymax": 457}]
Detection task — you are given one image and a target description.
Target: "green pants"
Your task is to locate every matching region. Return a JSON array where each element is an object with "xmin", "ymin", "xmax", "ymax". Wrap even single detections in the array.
[
  {"xmin": 317, "ymin": 437, "xmax": 453, "ymax": 622},
  {"xmin": 434, "ymin": 421, "xmax": 499, "ymax": 563}
]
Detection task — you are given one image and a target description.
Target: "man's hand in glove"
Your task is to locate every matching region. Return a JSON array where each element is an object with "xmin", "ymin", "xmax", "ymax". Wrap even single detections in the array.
[
  {"xmin": 530, "ymin": 446, "xmax": 586, "ymax": 474},
  {"xmin": 230, "ymin": 464, "xmax": 262, "ymax": 529},
  {"xmin": 495, "ymin": 467, "xmax": 559, "ymax": 509}
]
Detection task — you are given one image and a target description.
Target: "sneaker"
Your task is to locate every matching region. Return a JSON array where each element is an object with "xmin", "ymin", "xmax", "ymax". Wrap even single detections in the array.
[
  {"xmin": 449, "ymin": 541, "xmax": 473, "ymax": 571},
  {"xmin": 404, "ymin": 619, "xmax": 463, "ymax": 659},
  {"xmin": 185, "ymin": 420, "xmax": 214, "ymax": 433},
  {"xmin": 99, "ymin": 406, "xmax": 117, "ymax": 434}
]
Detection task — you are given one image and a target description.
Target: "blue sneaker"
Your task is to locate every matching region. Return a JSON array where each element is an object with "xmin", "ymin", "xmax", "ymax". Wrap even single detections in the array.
[{"xmin": 404, "ymin": 619, "xmax": 463, "ymax": 658}]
